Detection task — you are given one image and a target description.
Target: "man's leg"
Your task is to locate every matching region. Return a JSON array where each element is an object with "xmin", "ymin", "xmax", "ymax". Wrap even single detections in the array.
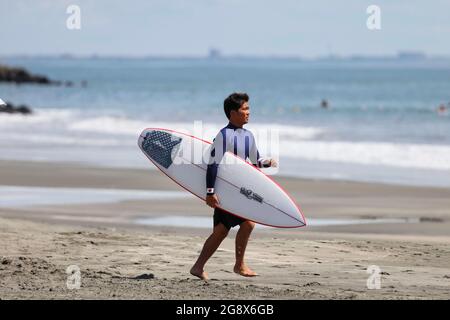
[
  {"xmin": 190, "ymin": 223, "xmax": 229, "ymax": 280},
  {"xmin": 234, "ymin": 220, "xmax": 258, "ymax": 277}
]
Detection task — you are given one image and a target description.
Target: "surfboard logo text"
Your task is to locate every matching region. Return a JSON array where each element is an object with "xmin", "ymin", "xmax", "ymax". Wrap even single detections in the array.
[{"xmin": 240, "ymin": 187, "xmax": 263, "ymax": 203}]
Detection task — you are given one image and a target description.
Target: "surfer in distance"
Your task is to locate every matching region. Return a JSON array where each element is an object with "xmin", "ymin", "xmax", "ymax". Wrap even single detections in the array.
[
  {"xmin": 437, "ymin": 103, "xmax": 448, "ymax": 116},
  {"xmin": 190, "ymin": 92, "xmax": 277, "ymax": 280}
]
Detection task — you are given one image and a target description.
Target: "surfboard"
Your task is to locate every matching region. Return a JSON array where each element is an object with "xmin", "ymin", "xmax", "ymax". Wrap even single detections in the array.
[{"xmin": 138, "ymin": 128, "xmax": 306, "ymax": 228}]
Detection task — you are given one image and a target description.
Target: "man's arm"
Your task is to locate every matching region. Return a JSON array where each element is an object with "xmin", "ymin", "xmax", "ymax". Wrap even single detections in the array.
[
  {"xmin": 205, "ymin": 132, "xmax": 225, "ymax": 207},
  {"xmin": 206, "ymin": 149, "xmax": 219, "ymax": 195}
]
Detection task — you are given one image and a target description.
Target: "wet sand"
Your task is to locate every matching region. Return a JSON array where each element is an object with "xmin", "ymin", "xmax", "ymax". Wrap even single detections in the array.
[{"xmin": 0, "ymin": 160, "xmax": 449, "ymax": 299}]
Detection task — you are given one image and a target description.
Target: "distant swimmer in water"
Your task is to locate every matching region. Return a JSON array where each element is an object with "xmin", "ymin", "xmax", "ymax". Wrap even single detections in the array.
[
  {"xmin": 437, "ymin": 104, "xmax": 448, "ymax": 116},
  {"xmin": 321, "ymin": 99, "xmax": 329, "ymax": 109}
]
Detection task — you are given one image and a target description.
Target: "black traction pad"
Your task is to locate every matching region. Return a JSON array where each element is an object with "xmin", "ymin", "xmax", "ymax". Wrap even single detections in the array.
[{"xmin": 141, "ymin": 130, "xmax": 182, "ymax": 168}]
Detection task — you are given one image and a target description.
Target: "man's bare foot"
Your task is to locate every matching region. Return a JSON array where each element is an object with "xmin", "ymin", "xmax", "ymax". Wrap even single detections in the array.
[
  {"xmin": 190, "ymin": 267, "xmax": 209, "ymax": 280},
  {"xmin": 233, "ymin": 265, "xmax": 258, "ymax": 277}
]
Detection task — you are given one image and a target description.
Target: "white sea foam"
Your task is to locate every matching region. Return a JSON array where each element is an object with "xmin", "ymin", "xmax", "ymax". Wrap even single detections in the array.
[
  {"xmin": 279, "ymin": 140, "xmax": 450, "ymax": 171},
  {"xmin": 0, "ymin": 108, "xmax": 77, "ymax": 127},
  {"xmin": 67, "ymin": 115, "xmax": 324, "ymax": 141},
  {"xmin": 0, "ymin": 133, "xmax": 123, "ymax": 146},
  {"xmin": 68, "ymin": 116, "xmax": 149, "ymax": 135},
  {"xmin": 1, "ymin": 109, "xmax": 449, "ymax": 175}
]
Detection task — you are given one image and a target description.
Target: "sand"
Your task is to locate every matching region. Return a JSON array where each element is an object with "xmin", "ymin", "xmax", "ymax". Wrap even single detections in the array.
[{"xmin": 0, "ymin": 160, "xmax": 449, "ymax": 299}]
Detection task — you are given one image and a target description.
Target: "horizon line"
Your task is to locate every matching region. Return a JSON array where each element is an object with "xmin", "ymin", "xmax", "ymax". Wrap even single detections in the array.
[{"xmin": 2, "ymin": 51, "xmax": 450, "ymax": 61}]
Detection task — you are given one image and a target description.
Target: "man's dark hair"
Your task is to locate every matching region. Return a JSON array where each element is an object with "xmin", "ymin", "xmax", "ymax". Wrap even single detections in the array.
[{"xmin": 223, "ymin": 92, "xmax": 249, "ymax": 119}]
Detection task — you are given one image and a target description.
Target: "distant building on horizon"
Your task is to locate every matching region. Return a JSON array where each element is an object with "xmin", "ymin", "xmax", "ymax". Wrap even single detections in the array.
[
  {"xmin": 208, "ymin": 48, "xmax": 221, "ymax": 59},
  {"xmin": 396, "ymin": 51, "xmax": 426, "ymax": 60}
]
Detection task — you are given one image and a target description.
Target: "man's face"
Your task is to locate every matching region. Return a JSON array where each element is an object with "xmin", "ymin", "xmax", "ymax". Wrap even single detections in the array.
[{"xmin": 231, "ymin": 102, "xmax": 250, "ymax": 125}]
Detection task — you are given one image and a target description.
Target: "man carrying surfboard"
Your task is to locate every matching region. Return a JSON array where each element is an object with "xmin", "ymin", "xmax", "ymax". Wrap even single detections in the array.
[{"xmin": 190, "ymin": 92, "xmax": 277, "ymax": 280}]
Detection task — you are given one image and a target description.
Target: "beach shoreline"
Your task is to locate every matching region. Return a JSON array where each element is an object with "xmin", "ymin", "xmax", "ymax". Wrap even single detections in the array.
[{"xmin": 0, "ymin": 160, "xmax": 449, "ymax": 299}]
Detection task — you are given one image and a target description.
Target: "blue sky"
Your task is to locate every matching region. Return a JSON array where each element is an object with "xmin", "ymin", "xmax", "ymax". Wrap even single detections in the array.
[{"xmin": 1, "ymin": 0, "xmax": 449, "ymax": 57}]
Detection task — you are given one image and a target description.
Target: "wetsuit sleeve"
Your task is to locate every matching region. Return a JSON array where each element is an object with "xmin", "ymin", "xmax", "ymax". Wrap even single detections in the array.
[
  {"xmin": 206, "ymin": 147, "xmax": 218, "ymax": 195},
  {"xmin": 206, "ymin": 132, "xmax": 225, "ymax": 195}
]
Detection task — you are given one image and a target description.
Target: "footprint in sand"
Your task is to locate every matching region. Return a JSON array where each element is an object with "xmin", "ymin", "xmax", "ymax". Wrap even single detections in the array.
[
  {"xmin": 132, "ymin": 273, "xmax": 155, "ymax": 280},
  {"xmin": 302, "ymin": 282, "xmax": 321, "ymax": 287}
]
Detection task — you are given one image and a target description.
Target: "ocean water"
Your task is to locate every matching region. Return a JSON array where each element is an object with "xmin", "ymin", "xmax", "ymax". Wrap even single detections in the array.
[
  {"xmin": 0, "ymin": 185, "xmax": 191, "ymax": 208},
  {"xmin": 133, "ymin": 216, "xmax": 419, "ymax": 229},
  {"xmin": 1, "ymin": 57, "xmax": 449, "ymax": 187}
]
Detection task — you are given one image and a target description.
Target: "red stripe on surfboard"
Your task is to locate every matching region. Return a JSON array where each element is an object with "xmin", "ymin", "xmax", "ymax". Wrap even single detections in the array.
[{"xmin": 139, "ymin": 127, "xmax": 306, "ymax": 228}]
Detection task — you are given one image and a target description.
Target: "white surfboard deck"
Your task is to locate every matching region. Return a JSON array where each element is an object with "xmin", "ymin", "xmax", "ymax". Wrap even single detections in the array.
[{"xmin": 138, "ymin": 128, "xmax": 306, "ymax": 228}]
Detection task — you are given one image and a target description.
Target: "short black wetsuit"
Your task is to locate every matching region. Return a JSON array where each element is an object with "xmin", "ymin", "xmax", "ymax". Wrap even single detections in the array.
[
  {"xmin": 213, "ymin": 207, "xmax": 245, "ymax": 230},
  {"xmin": 206, "ymin": 122, "xmax": 267, "ymax": 230}
]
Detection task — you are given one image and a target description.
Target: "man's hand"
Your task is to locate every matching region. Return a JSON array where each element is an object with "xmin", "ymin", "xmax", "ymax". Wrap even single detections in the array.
[
  {"xmin": 206, "ymin": 194, "xmax": 220, "ymax": 208},
  {"xmin": 261, "ymin": 158, "xmax": 278, "ymax": 168},
  {"xmin": 269, "ymin": 159, "xmax": 278, "ymax": 167}
]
